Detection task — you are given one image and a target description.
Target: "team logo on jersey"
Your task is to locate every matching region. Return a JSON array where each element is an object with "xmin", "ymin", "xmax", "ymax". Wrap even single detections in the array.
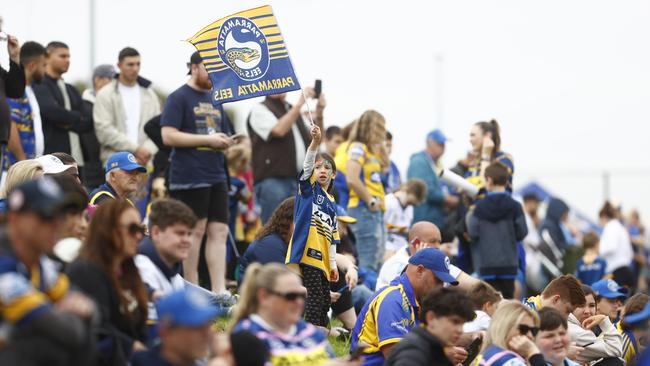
[
  {"xmin": 444, "ymin": 256, "xmax": 451, "ymax": 271},
  {"xmin": 217, "ymin": 16, "xmax": 270, "ymax": 81},
  {"xmin": 316, "ymin": 194, "xmax": 325, "ymax": 205}
]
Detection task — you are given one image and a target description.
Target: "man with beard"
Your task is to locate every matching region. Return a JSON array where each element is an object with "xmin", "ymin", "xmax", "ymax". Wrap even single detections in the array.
[
  {"xmin": 6, "ymin": 41, "xmax": 46, "ymax": 165},
  {"xmin": 161, "ymin": 51, "xmax": 236, "ymax": 305}
]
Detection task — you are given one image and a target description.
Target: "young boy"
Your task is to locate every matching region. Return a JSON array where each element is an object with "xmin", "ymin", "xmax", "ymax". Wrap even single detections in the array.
[
  {"xmin": 134, "ymin": 198, "xmax": 198, "ymax": 339},
  {"xmin": 383, "ymin": 179, "xmax": 427, "ymax": 260},
  {"xmin": 286, "ymin": 125, "xmax": 340, "ymax": 327},
  {"xmin": 323, "ymin": 125, "xmax": 344, "ymax": 156},
  {"xmin": 575, "ymin": 231, "xmax": 607, "ymax": 286},
  {"xmin": 467, "ymin": 162, "xmax": 528, "ymax": 299},
  {"xmin": 463, "ymin": 281, "xmax": 503, "ymax": 333}
]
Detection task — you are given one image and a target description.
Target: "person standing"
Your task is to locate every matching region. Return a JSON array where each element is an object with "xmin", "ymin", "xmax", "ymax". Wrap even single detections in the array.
[
  {"xmin": 6, "ymin": 41, "xmax": 46, "ymax": 166},
  {"xmin": 407, "ymin": 129, "xmax": 449, "ymax": 230},
  {"xmin": 344, "ymin": 110, "xmax": 388, "ymax": 272},
  {"xmin": 0, "ymin": 33, "xmax": 25, "ymax": 155},
  {"xmin": 161, "ymin": 52, "xmax": 235, "ymax": 304},
  {"xmin": 247, "ymin": 87, "xmax": 324, "ymax": 224},
  {"xmin": 32, "ymin": 42, "xmax": 91, "ymax": 169},
  {"xmin": 599, "ymin": 201, "xmax": 635, "ymax": 290},
  {"xmin": 79, "ymin": 64, "xmax": 115, "ymax": 189},
  {"xmin": 94, "ymin": 47, "xmax": 160, "ymax": 165}
]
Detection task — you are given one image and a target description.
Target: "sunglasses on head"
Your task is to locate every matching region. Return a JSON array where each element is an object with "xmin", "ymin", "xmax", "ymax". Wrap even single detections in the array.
[
  {"xmin": 268, "ymin": 289, "xmax": 307, "ymax": 301},
  {"xmin": 518, "ymin": 324, "xmax": 539, "ymax": 337},
  {"xmin": 126, "ymin": 223, "xmax": 147, "ymax": 236}
]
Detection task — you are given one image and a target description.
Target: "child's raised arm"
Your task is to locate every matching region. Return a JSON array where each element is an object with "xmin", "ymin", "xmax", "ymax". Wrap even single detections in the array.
[{"xmin": 301, "ymin": 125, "xmax": 321, "ymax": 180}]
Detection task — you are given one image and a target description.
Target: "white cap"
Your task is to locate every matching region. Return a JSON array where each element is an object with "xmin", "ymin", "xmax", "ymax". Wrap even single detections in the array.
[{"xmin": 36, "ymin": 155, "xmax": 72, "ymax": 175}]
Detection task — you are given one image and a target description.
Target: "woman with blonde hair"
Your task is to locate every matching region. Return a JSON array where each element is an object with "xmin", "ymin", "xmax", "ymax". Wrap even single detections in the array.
[
  {"xmin": 473, "ymin": 301, "xmax": 546, "ymax": 366},
  {"xmin": 1, "ymin": 159, "xmax": 43, "ymax": 197},
  {"xmin": 344, "ymin": 110, "xmax": 388, "ymax": 271},
  {"xmin": 231, "ymin": 262, "xmax": 338, "ymax": 365}
]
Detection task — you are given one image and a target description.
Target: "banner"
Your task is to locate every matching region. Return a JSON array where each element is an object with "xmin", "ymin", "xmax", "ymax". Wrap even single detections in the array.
[{"xmin": 187, "ymin": 5, "xmax": 301, "ymax": 104}]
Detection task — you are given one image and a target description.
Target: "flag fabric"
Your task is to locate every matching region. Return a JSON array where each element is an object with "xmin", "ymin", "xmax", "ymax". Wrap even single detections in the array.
[{"xmin": 187, "ymin": 5, "xmax": 301, "ymax": 105}]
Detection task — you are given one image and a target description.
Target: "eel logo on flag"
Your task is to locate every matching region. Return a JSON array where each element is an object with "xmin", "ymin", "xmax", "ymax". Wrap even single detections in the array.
[{"xmin": 187, "ymin": 5, "xmax": 301, "ymax": 104}]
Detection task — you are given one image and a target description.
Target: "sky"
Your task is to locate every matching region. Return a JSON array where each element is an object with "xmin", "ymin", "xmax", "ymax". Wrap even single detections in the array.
[{"xmin": 3, "ymin": 0, "xmax": 650, "ymax": 223}]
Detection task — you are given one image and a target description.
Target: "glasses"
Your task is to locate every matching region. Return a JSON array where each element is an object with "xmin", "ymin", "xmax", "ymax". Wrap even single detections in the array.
[
  {"xmin": 123, "ymin": 223, "xmax": 146, "ymax": 237},
  {"xmin": 518, "ymin": 324, "xmax": 539, "ymax": 337},
  {"xmin": 267, "ymin": 289, "xmax": 307, "ymax": 301}
]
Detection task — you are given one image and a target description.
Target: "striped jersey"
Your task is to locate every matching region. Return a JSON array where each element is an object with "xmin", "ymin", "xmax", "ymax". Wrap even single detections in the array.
[
  {"xmin": 286, "ymin": 173, "xmax": 339, "ymax": 279},
  {"xmin": 233, "ymin": 315, "xmax": 334, "ymax": 366}
]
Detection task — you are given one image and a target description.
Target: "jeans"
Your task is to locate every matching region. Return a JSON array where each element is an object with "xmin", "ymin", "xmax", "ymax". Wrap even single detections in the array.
[
  {"xmin": 348, "ymin": 205, "xmax": 385, "ymax": 272},
  {"xmin": 352, "ymin": 284, "xmax": 374, "ymax": 314},
  {"xmin": 254, "ymin": 177, "xmax": 297, "ymax": 224}
]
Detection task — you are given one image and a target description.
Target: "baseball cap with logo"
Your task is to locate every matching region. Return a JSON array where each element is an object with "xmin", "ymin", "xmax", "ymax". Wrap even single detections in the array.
[
  {"xmin": 36, "ymin": 155, "xmax": 74, "ymax": 175},
  {"xmin": 408, "ymin": 248, "xmax": 459, "ymax": 286},
  {"xmin": 156, "ymin": 289, "xmax": 223, "ymax": 327},
  {"xmin": 8, "ymin": 177, "xmax": 66, "ymax": 219},
  {"xmin": 105, "ymin": 151, "xmax": 146, "ymax": 174},
  {"xmin": 592, "ymin": 279, "xmax": 628, "ymax": 300}
]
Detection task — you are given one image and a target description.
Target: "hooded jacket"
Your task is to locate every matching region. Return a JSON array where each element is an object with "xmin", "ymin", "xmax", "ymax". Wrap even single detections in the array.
[
  {"xmin": 540, "ymin": 198, "xmax": 570, "ymax": 251},
  {"xmin": 467, "ymin": 192, "xmax": 527, "ymax": 277},
  {"xmin": 385, "ymin": 327, "xmax": 452, "ymax": 366}
]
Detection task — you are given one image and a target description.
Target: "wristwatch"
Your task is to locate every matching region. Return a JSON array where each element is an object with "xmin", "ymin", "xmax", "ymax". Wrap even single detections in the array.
[{"xmin": 369, "ymin": 197, "xmax": 378, "ymax": 208}]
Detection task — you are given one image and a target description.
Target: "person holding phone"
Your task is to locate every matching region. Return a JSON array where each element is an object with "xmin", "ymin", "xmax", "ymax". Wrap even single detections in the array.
[
  {"xmin": 466, "ymin": 119, "xmax": 513, "ymax": 191},
  {"xmin": 161, "ymin": 51, "xmax": 236, "ymax": 306}
]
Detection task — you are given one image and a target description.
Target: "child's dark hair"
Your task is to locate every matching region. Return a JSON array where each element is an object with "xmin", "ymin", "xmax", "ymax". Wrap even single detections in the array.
[
  {"xmin": 419, "ymin": 288, "xmax": 475, "ymax": 325},
  {"xmin": 484, "ymin": 162, "xmax": 509, "ymax": 186},
  {"xmin": 400, "ymin": 179, "xmax": 427, "ymax": 205},
  {"xmin": 622, "ymin": 293, "xmax": 650, "ymax": 331},
  {"xmin": 469, "ymin": 281, "xmax": 502, "ymax": 310},
  {"xmin": 538, "ymin": 307, "xmax": 567, "ymax": 331},
  {"xmin": 325, "ymin": 126, "xmax": 342, "ymax": 141},
  {"xmin": 581, "ymin": 284, "xmax": 596, "ymax": 299},
  {"xmin": 315, "ymin": 152, "xmax": 337, "ymax": 193},
  {"xmin": 148, "ymin": 198, "xmax": 198, "ymax": 231},
  {"xmin": 581, "ymin": 231, "xmax": 600, "ymax": 250}
]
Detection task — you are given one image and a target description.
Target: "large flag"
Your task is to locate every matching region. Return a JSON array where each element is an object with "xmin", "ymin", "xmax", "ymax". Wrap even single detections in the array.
[{"xmin": 187, "ymin": 5, "xmax": 301, "ymax": 105}]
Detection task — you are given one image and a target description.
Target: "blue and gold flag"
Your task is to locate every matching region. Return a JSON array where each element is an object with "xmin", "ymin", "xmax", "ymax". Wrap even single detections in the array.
[{"xmin": 187, "ymin": 5, "xmax": 301, "ymax": 104}]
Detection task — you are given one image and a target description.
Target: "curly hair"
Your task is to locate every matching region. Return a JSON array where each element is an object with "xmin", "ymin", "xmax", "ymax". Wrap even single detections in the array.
[{"xmin": 254, "ymin": 197, "xmax": 295, "ymax": 243}]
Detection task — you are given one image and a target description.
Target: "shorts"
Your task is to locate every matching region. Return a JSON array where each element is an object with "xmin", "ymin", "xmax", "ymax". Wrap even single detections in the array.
[{"xmin": 170, "ymin": 182, "xmax": 229, "ymax": 223}]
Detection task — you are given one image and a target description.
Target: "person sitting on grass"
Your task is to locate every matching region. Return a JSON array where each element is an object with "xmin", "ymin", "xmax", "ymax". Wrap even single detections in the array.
[
  {"xmin": 383, "ymin": 179, "xmax": 427, "ymax": 260},
  {"xmin": 463, "ymin": 281, "xmax": 503, "ymax": 333}
]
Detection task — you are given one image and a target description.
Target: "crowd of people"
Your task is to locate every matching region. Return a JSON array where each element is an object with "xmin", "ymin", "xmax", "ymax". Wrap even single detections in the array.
[{"xmin": 1, "ymin": 28, "xmax": 650, "ymax": 366}]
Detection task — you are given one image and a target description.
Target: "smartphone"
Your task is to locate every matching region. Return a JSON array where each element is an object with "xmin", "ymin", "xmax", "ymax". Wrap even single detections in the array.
[
  {"xmin": 314, "ymin": 79, "xmax": 322, "ymax": 98},
  {"xmin": 349, "ymin": 342, "xmax": 368, "ymax": 361},
  {"xmin": 231, "ymin": 133, "xmax": 245, "ymax": 141},
  {"xmin": 337, "ymin": 284, "xmax": 349, "ymax": 294},
  {"xmin": 463, "ymin": 337, "xmax": 482, "ymax": 366}
]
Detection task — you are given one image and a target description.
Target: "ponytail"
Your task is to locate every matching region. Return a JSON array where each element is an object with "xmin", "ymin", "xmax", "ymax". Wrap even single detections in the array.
[
  {"xmin": 475, "ymin": 119, "xmax": 502, "ymax": 158},
  {"xmin": 228, "ymin": 263, "xmax": 295, "ymax": 331}
]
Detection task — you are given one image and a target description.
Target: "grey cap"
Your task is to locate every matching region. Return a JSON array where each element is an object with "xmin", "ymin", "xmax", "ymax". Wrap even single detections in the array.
[{"xmin": 93, "ymin": 64, "xmax": 116, "ymax": 79}]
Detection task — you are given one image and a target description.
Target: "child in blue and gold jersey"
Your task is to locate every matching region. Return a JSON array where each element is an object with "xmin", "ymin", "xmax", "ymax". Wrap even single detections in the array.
[{"xmin": 286, "ymin": 125, "xmax": 340, "ymax": 327}]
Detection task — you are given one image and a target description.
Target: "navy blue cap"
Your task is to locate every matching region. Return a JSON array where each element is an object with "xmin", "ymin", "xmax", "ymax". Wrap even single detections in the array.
[
  {"xmin": 427, "ymin": 129, "xmax": 447, "ymax": 145},
  {"xmin": 624, "ymin": 301, "xmax": 650, "ymax": 325},
  {"xmin": 8, "ymin": 177, "xmax": 66, "ymax": 219},
  {"xmin": 592, "ymin": 279, "xmax": 628, "ymax": 300},
  {"xmin": 105, "ymin": 151, "xmax": 146, "ymax": 173},
  {"xmin": 156, "ymin": 289, "xmax": 222, "ymax": 327},
  {"xmin": 408, "ymin": 248, "xmax": 458, "ymax": 285}
]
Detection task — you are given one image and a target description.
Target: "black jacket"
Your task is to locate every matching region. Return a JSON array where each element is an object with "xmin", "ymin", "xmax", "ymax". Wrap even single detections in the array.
[
  {"xmin": 385, "ymin": 327, "xmax": 453, "ymax": 366},
  {"xmin": 467, "ymin": 192, "xmax": 528, "ymax": 277},
  {"xmin": 32, "ymin": 74, "xmax": 93, "ymax": 155},
  {"xmin": 540, "ymin": 198, "xmax": 570, "ymax": 251},
  {"xmin": 0, "ymin": 60, "xmax": 25, "ymax": 142}
]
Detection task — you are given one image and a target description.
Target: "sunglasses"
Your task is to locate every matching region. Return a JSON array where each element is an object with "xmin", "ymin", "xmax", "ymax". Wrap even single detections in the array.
[
  {"xmin": 124, "ymin": 223, "xmax": 147, "ymax": 236},
  {"xmin": 268, "ymin": 289, "xmax": 307, "ymax": 301},
  {"xmin": 518, "ymin": 324, "xmax": 539, "ymax": 337}
]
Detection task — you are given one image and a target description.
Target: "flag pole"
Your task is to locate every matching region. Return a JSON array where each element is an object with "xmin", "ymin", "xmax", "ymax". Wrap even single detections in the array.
[{"xmin": 300, "ymin": 88, "xmax": 316, "ymax": 127}]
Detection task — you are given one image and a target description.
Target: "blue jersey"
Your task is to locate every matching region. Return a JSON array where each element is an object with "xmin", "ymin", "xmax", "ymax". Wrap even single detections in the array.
[
  {"xmin": 286, "ymin": 173, "xmax": 339, "ymax": 279},
  {"xmin": 233, "ymin": 315, "xmax": 333, "ymax": 366},
  {"xmin": 6, "ymin": 93, "xmax": 36, "ymax": 167},
  {"xmin": 575, "ymin": 256, "xmax": 607, "ymax": 286},
  {"xmin": 0, "ymin": 240, "xmax": 69, "ymax": 328},
  {"xmin": 351, "ymin": 273, "xmax": 419, "ymax": 366}
]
